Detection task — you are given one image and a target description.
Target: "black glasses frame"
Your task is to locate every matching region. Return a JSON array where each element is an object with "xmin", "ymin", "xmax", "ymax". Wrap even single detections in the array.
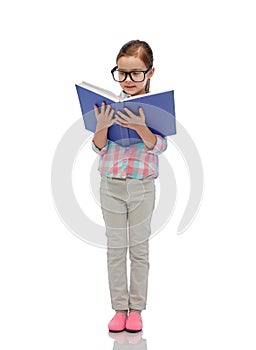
[{"xmin": 111, "ymin": 66, "xmax": 152, "ymax": 82}]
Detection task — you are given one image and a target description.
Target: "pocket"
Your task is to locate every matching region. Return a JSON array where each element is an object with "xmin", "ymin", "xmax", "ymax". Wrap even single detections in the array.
[{"xmin": 142, "ymin": 176, "xmax": 155, "ymax": 191}]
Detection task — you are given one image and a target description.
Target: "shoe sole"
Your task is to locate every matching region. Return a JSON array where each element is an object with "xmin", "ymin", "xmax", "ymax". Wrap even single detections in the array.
[
  {"xmin": 108, "ymin": 329, "xmax": 126, "ymax": 333},
  {"xmin": 125, "ymin": 328, "xmax": 142, "ymax": 333}
]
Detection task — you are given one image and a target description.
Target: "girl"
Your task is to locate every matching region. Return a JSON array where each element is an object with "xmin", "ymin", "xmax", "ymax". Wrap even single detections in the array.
[{"xmin": 92, "ymin": 40, "xmax": 167, "ymax": 332}]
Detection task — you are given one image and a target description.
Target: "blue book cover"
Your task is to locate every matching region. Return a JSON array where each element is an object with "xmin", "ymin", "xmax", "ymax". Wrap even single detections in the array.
[{"xmin": 75, "ymin": 81, "xmax": 176, "ymax": 147}]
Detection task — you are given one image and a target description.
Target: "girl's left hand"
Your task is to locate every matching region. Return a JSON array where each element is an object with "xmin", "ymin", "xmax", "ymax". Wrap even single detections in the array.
[{"xmin": 115, "ymin": 107, "xmax": 146, "ymax": 131}]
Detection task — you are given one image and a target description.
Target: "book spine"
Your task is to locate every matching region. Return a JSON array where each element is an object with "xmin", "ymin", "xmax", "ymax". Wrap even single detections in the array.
[
  {"xmin": 115, "ymin": 101, "xmax": 130, "ymax": 147},
  {"xmin": 120, "ymin": 127, "xmax": 130, "ymax": 147}
]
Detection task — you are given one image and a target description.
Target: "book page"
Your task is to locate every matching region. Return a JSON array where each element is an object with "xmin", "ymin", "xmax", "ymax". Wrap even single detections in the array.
[
  {"xmin": 123, "ymin": 89, "xmax": 172, "ymax": 101},
  {"xmin": 79, "ymin": 81, "xmax": 119, "ymax": 101}
]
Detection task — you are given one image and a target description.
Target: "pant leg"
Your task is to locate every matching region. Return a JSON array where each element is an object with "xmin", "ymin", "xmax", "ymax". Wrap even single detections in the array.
[
  {"xmin": 100, "ymin": 176, "xmax": 129, "ymax": 310},
  {"xmin": 126, "ymin": 177, "xmax": 155, "ymax": 310}
]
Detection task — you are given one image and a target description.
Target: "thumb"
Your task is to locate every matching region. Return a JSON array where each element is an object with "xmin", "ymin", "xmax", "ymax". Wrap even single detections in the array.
[{"xmin": 139, "ymin": 107, "xmax": 145, "ymax": 119}]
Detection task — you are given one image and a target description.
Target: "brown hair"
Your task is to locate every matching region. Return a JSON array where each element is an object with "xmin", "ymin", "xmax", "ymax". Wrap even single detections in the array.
[{"xmin": 116, "ymin": 40, "xmax": 154, "ymax": 93}]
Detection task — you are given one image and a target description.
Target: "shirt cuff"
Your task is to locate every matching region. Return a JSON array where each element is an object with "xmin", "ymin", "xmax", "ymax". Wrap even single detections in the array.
[
  {"xmin": 92, "ymin": 140, "xmax": 109, "ymax": 155},
  {"xmin": 147, "ymin": 135, "xmax": 167, "ymax": 155}
]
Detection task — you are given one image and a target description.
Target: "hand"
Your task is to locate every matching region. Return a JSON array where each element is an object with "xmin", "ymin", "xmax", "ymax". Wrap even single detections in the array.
[
  {"xmin": 94, "ymin": 102, "xmax": 116, "ymax": 132},
  {"xmin": 115, "ymin": 107, "xmax": 146, "ymax": 131}
]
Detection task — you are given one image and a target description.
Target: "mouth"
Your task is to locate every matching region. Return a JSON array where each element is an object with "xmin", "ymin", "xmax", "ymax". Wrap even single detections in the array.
[{"xmin": 124, "ymin": 85, "xmax": 136, "ymax": 89}]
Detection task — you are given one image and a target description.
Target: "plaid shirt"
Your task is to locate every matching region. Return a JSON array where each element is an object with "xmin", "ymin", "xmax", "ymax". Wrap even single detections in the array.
[{"xmin": 92, "ymin": 135, "xmax": 167, "ymax": 179}]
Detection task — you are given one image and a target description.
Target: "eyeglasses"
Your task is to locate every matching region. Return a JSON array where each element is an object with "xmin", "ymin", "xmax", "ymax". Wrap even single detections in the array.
[{"xmin": 111, "ymin": 66, "xmax": 152, "ymax": 82}]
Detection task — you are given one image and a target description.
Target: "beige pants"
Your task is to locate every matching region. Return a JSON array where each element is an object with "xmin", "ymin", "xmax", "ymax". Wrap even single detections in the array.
[{"xmin": 100, "ymin": 175, "xmax": 155, "ymax": 311}]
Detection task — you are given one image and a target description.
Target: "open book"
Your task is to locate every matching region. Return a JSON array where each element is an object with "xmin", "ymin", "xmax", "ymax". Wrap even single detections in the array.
[{"xmin": 75, "ymin": 81, "xmax": 176, "ymax": 147}]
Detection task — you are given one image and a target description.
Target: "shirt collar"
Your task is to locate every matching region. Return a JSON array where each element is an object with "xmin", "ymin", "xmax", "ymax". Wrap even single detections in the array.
[{"xmin": 119, "ymin": 90, "xmax": 131, "ymax": 101}]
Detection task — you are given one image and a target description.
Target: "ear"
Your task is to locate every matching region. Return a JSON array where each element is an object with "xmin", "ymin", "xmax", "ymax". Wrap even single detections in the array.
[{"xmin": 148, "ymin": 67, "xmax": 155, "ymax": 78}]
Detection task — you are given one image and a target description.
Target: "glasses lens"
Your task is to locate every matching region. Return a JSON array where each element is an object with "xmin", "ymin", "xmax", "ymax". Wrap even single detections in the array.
[
  {"xmin": 112, "ymin": 70, "xmax": 125, "ymax": 82},
  {"xmin": 130, "ymin": 71, "xmax": 145, "ymax": 82}
]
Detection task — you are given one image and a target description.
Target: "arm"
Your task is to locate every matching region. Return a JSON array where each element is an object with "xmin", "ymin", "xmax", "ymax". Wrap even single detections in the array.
[
  {"xmin": 92, "ymin": 103, "xmax": 116, "ymax": 150},
  {"xmin": 133, "ymin": 124, "xmax": 157, "ymax": 149},
  {"xmin": 147, "ymin": 134, "xmax": 167, "ymax": 154},
  {"xmin": 93, "ymin": 127, "xmax": 108, "ymax": 150}
]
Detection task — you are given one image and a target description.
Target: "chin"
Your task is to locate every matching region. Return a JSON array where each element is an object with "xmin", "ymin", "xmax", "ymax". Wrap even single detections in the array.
[{"xmin": 125, "ymin": 88, "xmax": 145, "ymax": 96}]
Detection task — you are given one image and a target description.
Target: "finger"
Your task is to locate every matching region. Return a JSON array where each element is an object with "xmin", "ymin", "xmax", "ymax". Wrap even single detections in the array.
[
  {"xmin": 105, "ymin": 104, "xmax": 111, "ymax": 115},
  {"xmin": 110, "ymin": 116, "xmax": 117, "ymax": 126},
  {"xmin": 116, "ymin": 110, "xmax": 131, "ymax": 121},
  {"xmin": 94, "ymin": 104, "xmax": 99, "ymax": 118},
  {"xmin": 138, "ymin": 107, "xmax": 145, "ymax": 118},
  {"xmin": 116, "ymin": 116, "xmax": 129, "ymax": 124},
  {"xmin": 124, "ymin": 107, "xmax": 135, "ymax": 118},
  {"xmin": 108, "ymin": 109, "xmax": 115, "ymax": 120},
  {"xmin": 101, "ymin": 101, "xmax": 106, "ymax": 113},
  {"xmin": 108, "ymin": 110, "xmax": 116, "ymax": 124},
  {"xmin": 115, "ymin": 120, "xmax": 127, "ymax": 127},
  {"xmin": 116, "ymin": 114, "xmax": 128, "ymax": 123}
]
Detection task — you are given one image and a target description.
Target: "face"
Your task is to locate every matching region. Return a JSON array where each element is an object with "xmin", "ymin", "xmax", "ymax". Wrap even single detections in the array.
[{"xmin": 117, "ymin": 56, "xmax": 154, "ymax": 96}]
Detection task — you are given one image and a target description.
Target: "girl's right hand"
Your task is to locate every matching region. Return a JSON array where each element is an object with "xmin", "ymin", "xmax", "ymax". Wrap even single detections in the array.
[{"xmin": 94, "ymin": 102, "xmax": 116, "ymax": 132}]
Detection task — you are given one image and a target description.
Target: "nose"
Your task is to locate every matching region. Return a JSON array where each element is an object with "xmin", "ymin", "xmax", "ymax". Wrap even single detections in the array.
[{"xmin": 125, "ymin": 73, "xmax": 132, "ymax": 82}]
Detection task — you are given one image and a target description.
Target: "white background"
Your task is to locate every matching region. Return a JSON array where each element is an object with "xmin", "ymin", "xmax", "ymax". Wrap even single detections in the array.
[{"xmin": 1, "ymin": 0, "xmax": 256, "ymax": 349}]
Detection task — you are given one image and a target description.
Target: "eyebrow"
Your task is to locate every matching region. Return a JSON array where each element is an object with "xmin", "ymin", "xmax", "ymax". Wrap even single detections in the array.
[{"xmin": 117, "ymin": 68, "xmax": 146, "ymax": 71}]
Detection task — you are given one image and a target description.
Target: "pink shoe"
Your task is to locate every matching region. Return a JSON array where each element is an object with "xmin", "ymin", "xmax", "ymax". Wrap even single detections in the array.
[
  {"xmin": 125, "ymin": 312, "xmax": 143, "ymax": 333},
  {"xmin": 108, "ymin": 313, "xmax": 127, "ymax": 332}
]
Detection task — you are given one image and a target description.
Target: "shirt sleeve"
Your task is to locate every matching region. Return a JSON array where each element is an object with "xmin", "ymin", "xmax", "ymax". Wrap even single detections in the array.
[
  {"xmin": 147, "ymin": 135, "xmax": 167, "ymax": 155},
  {"xmin": 92, "ymin": 140, "xmax": 109, "ymax": 155}
]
